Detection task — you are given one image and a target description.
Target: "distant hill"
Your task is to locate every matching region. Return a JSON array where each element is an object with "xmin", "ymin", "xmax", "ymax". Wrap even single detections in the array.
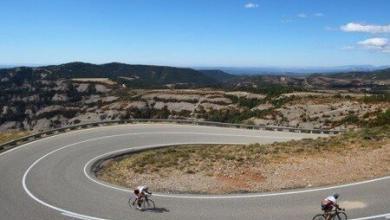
[
  {"xmin": 213, "ymin": 65, "xmax": 389, "ymax": 75},
  {"xmin": 328, "ymin": 68, "xmax": 390, "ymax": 80},
  {"xmin": 199, "ymin": 70, "xmax": 236, "ymax": 81},
  {"xmin": 1, "ymin": 62, "xmax": 388, "ymax": 91},
  {"xmin": 0, "ymin": 62, "xmax": 218, "ymax": 88}
]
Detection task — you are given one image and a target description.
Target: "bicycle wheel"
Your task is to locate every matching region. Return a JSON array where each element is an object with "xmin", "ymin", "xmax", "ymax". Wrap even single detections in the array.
[
  {"xmin": 312, "ymin": 214, "xmax": 326, "ymax": 220},
  {"xmin": 142, "ymin": 199, "xmax": 156, "ymax": 210},
  {"xmin": 128, "ymin": 197, "xmax": 137, "ymax": 208},
  {"xmin": 333, "ymin": 212, "xmax": 347, "ymax": 220}
]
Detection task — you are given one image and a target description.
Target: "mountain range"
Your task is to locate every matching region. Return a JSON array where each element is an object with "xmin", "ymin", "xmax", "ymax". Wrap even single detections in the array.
[
  {"xmin": 1, "ymin": 62, "xmax": 389, "ymax": 90},
  {"xmin": 198, "ymin": 65, "xmax": 390, "ymax": 75}
]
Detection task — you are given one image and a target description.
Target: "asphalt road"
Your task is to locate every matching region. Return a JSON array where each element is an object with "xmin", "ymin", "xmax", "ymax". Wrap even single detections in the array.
[{"xmin": 0, "ymin": 124, "xmax": 389, "ymax": 220}]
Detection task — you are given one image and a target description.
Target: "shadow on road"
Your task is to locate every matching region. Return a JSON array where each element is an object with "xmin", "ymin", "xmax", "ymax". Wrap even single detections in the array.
[{"xmin": 143, "ymin": 207, "xmax": 170, "ymax": 213}]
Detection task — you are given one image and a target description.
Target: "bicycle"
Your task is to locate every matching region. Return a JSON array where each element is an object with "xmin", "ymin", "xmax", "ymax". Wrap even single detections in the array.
[
  {"xmin": 128, "ymin": 194, "xmax": 155, "ymax": 211},
  {"xmin": 312, "ymin": 207, "xmax": 347, "ymax": 220}
]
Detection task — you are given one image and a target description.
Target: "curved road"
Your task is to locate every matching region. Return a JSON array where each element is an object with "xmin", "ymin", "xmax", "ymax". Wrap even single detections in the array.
[{"xmin": 0, "ymin": 124, "xmax": 389, "ymax": 220}]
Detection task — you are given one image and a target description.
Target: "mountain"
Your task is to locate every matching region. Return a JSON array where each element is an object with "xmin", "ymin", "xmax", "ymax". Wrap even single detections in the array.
[
  {"xmin": 328, "ymin": 68, "xmax": 390, "ymax": 80},
  {"xmin": 1, "ymin": 62, "xmax": 388, "ymax": 92},
  {"xmin": 0, "ymin": 62, "xmax": 388, "ymax": 132},
  {"xmin": 219, "ymin": 69, "xmax": 389, "ymax": 92},
  {"xmin": 207, "ymin": 65, "xmax": 389, "ymax": 75},
  {"xmin": 0, "ymin": 62, "xmax": 218, "ymax": 88},
  {"xmin": 0, "ymin": 65, "xmax": 19, "ymax": 69},
  {"xmin": 199, "ymin": 70, "xmax": 236, "ymax": 82}
]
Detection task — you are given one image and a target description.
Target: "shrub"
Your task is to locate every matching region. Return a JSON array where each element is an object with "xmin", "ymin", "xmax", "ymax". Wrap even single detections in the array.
[
  {"xmin": 362, "ymin": 93, "xmax": 390, "ymax": 103},
  {"xmin": 343, "ymin": 114, "xmax": 360, "ymax": 124},
  {"xmin": 369, "ymin": 109, "xmax": 390, "ymax": 127}
]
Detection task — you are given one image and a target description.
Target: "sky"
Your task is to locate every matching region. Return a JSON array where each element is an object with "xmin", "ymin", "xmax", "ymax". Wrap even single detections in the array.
[{"xmin": 0, "ymin": 0, "xmax": 389, "ymax": 67}]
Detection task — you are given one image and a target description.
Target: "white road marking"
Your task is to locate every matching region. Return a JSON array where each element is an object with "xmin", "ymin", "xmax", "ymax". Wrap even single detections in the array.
[
  {"xmin": 350, "ymin": 213, "xmax": 390, "ymax": 220},
  {"xmin": 83, "ymin": 142, "xmax": 248, "ymax": 194},
  {"xmin": 84, "ymin": 147, "xmax": 390, "ymax": 199},
  {"xmin": 0, "ymin": 122, "xmax": 124, "ymax": 158},
  {"xmin": 339, "ymin": 201, "xmax": 367, "ymax": 209},
  {"xmin": 21, "ymin": 130, "xmax": 301, "ymax": 219},
  {"xmin": 10, "ymin": 124, "xmax": 388, "ymax": 220},
  {"xmin": 0, "ymin": 123, "xmax": 216, "ymax": 158},
  {"xmin": 22, "ymin": 138, "xmax": 109, "ymax": 220},
  {"xmin": 62, "ymin": 212, "xmax": 102, "ymax": 220}
]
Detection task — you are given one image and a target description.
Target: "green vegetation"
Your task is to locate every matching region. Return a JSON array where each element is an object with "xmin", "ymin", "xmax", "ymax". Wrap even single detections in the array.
[
  {"xmin": 362, "ymin": 93, "xmax": 390, "ymax": 103},
  {"xmin": 331, "ymin": 108, "xmax": 390, "ymax": 128},
  {"xmin": 224, "ymin": 95, "xmax": 264, "ymax": 109},
  {"xmin": 200, "ymin": 108, "xmax": 274, "ymax": 124},
  {"xmin": 337, "ymin": 114, "xmax": 360, "ymax": 126},
  {"xmin": 153, "ymin": 97, "xmax": 199, "ymax": 104},
  {"xmin": 329, "ymin": 68, "xmax": 390, "ymax": 80},
  {"xmin": 270, "ymin": 96, "xmax": 292, "ymax": 108},
  {"xmin": 202, "ymin": 94, "xmax": 290, "ymax": 124},
  {"xmin": 369, "ymin": 109, "xmax": 390, "ymax": 127},
  {"xmin": 0, "ymin": 62, "xmax": 218, "ymax": 90},
  {"xmin": 1, "ymin": 62, "xmax": 389, "ymax": 131},
  {"xmin": 232, "ymin": 84, "xmax": 308, "ymax": 97}
]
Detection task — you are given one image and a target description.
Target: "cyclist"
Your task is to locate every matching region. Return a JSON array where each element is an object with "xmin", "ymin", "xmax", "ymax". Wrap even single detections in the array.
[
  {"xmin": 321, "ymin": 193, "xmax": 343, "ymax": 220},
  {"xmin": 133, "ymin": 186, "xmax": 152, "ymax": 210}
]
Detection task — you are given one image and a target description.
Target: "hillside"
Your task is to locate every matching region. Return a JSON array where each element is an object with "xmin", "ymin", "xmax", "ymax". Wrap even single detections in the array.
[
  {"xmin": 328, "ymin": 68, "xmax": 390, "ymax": 80},
  {"xmin": 1, "ymin": 62, "xmax": 389, "ymax": 91},
  {"xmin": 220, "ymin": 70, "xmax": 389, "ymax": 93},
  {"xmin": 97, "ymin": 125, "xmax": 390, "ymax": 194},
  {"xmin": 0, "ymin": 62, "xmax": 218, "ymax": 88},
  {"xmin": 0, "ymin": 62, "xmax": 389, "ymax": 132},
  {"xmin": 199, "ymin": 69, "xmax": 236, "ymax": 82}
]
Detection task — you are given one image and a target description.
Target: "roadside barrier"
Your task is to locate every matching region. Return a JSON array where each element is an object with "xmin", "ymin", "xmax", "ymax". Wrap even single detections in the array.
[{"xmin": 0, "ymin": 119, "xmax": 345, "ymax": 153}]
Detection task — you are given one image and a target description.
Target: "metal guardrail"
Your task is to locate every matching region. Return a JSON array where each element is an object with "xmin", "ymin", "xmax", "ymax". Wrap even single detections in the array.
[{"xmin": 0, "ymin": 119, "xmax": 345, "ymax": 153}]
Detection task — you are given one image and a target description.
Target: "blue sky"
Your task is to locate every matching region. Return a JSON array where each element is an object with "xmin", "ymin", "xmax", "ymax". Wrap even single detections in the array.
[{"xmin": 0, "ymin": 0, "xmax": 389, "ymax": 67}]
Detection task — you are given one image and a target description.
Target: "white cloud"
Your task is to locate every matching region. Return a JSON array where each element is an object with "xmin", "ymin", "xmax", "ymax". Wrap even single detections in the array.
[
  {"xmin": 357, "ymin": 37, "xmax": 390, "ymax": 52},
  {"xmin": 314, "ymin": 12, "xmax": 324, "ymax": 17},
  {"xmin": 341, "ymin": 22, "xmax": 390, "ymax": 33},
  {"xmin": 297, "ymin": 13, "xmax": 307, "ymax": 18},
  {"xmin": 358, "ymin": 37, "xmax": 388, "ymax": 47},
  {"xmin": 244, "ymin": 2, "xmax": 259, "ymax": 9}
]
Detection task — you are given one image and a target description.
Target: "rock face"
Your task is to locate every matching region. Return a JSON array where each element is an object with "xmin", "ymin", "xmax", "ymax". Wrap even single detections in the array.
[
  {"xmin": 95, "ymin": 84, "xmax": 111, "ymax": 93},
  {"xmin": 76, "ymin": 83, "xmax": 89, "ymax": 93},
  {"xmin": 0, "ymin": 121, "xmax": 20, "ymax": 131},
  {"xmin": 1, "ymin": 85, "xmax": 388, "ymax": 132},
  {"xmin": 52, "ymin": 94, "xmax": 69, "ymax": 102},
  {"xmin": 1, "ymin": 62, "xmax": 389, "ymax": 132},
  {"xmin": 0, "ymin": 65, "xmax": 388, "ymax": 132}
]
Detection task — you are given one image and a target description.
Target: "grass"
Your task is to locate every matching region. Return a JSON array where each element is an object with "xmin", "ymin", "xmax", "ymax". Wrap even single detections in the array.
[
  {"xmin": 0, "ymin": 131, "xmax": 30, "ymax": 145},
  {"xmin": 101, "ymin": 125, "xmax": 390, "ymax": 176}
]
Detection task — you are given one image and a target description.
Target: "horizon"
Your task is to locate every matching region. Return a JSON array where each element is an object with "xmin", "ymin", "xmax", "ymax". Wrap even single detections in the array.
[
  {"xmin": 1, "ymin": 0, "xmax": 390, "ymax": 67},
  {"xmin": 1, "ymin": 61, "xmax": 389, "ymax": 75},
  {"xmin": 1, "ymin": 60, "xmax": 389, "ymax": 68}
]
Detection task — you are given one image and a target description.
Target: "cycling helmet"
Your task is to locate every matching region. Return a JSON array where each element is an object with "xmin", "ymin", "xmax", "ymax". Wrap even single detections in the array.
[{"xmin": 333, "ymin": 193, "xmax": 339, "ymax": 199}]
